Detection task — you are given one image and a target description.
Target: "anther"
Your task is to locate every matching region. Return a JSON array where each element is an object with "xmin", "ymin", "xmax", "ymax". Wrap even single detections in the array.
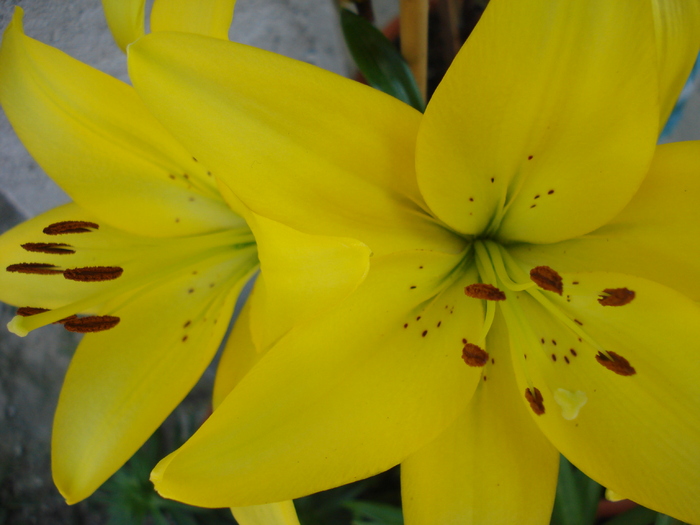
[
  {"xmin": 6, "ymin": 263, "xmax": 62, "ymax": 275},
  {"xmin": 530, "ymin": 266, "xmax": 563, "ymax": 295},
  {"xmin": 43, "ymin": 221, "xmax": 99, "ymax": 235},
  {"xmin": 17, "ymin": 307, "xmax": 78, "ymax": 324},
  {"xmin": 63, "ymin": 315, "xmax": 120, "ymax": 333},
  {"xmin": 525, "ymin": 387, "xmax": 545, "ymax": 415},
  {"xmin": 63, "ymin": 266, "xmax": 124, "ymax": 282},
  {"xmin": 461, "ymin": 343, "xmax": 489, "ymax": 367},
  {"xmin": 595, "ymin": 351, "xmax": 636, "ymax": 376},
  {"xmin": 598, "ymin": 288, "xmax": 635, "ymax": 306},
  {"xmin": 464, "ymin": 283, "xmax": 506, "ymax": 301},
  {"xmin": 21, "ymin": 243, "xmax": 75, "ymax": 255}
]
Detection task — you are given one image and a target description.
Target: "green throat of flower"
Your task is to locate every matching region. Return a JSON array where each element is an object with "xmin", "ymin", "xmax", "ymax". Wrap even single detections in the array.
[
  {"xmin": 6, "ymin": 219, "xmax": 258, "ymax": 337},
  {"xmin": 464, "ymin": 239, "xmax": 636, "ymax": 418}
]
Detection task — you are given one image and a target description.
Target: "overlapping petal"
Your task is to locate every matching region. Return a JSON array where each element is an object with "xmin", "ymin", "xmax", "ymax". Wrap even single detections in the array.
[
  {"xmin": 101, "ymin": 0, "xmax": 145, "ymax": 51},
  {"xmin": 506, "ymin": 273, "xmax": 700, "ymax": 524},
  {"xmin": 0, "ymin": 9, "xmax": 240, "ymax": 238},
  {"xmin": 52, "ymin": 243, "xmax": 257, "ymax": 503},
  {"xmin": 509, "ymin": 141, "xmax": 700, "ymax": 301},
  {"xmin": 401, "ymin": 311, "xmax": 559, "ymax": 525},
  {"xmin": 127, "ymin": 32, "xmax": 465, "ymax": 257},
  {"xmin": 652, "ymin": 0, "xmax": 700, "ymax": 128},
  {"xmin": 151, "ymin": 249, "xmax": 483, "ymax": 507},
  {"xmin": 416, "ymin": 0, "xmax": 659, "ymax": 244}
]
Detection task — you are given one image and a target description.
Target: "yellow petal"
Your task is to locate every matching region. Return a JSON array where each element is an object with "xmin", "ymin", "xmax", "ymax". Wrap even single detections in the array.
[
  {"xmin": 52, "ymin": 245, "xmax": 257, "ymax": 503},
  {"xmin": 417, "ymin": 0, "xmax": 658, "ymax": 243},
  {"xmin": 128, "ymin": 32, "xmax": 464, "ymax": 257},
  {"xmin": 151, "ymin": 250, "xmax": 483, "ymax": 507},
  {"xmin": 231, "ymin": 501, "xmax": 300, "ymax": 525},
  {"xmin": 509, "ymin": 141, "xmax": 700, "ymax": 301},
  {"xmin": 151, "ymin": 0, "xmax": 236, "ymax": 40},
  {"xmin": 213, "ymin": 297, "xmax": 258, "ymax": 408},
  {"xmin": 506, "ymin": 272, "xmax": 700, "ymax": 524},
  {"xmin": 652, "ymin": 0, "xmax": 700, "ymax": 129},
  {"xmin": 215, "ymin": 182, "xmax": 372, "ymax": 352},
  {"xmin": 101, "ymin": 0, "xmax": 145, "ymax": 51},
  {"xmin": 0, "ymin": 9, "xmax": 240, "ymax": 238},
  {"xmin": 401, "ymin": 310, "xmax": 559, "ymax": 525}
]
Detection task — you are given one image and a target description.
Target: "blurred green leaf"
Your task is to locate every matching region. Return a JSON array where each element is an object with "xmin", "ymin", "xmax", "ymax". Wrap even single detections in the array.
[
  {"xmin": 550, "ymin": 455, "xmax": 602, "ymax": 525},
  {"xmin": 340, "ymin": 8, "xmax": 425, "ymax": 111},
  {"xmin": 654, "ymin": 514, "xmax": 686, "ymax": 525},
  {"xmin": 345, "ymin": 500, "xmax": 403, "ymax": 525},
  {"xmin": 604, "ymin": 506, "xmax": 658, "ymax": 525}
]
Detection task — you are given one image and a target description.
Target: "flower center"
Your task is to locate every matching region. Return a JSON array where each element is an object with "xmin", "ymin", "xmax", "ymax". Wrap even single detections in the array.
[
  {"xmin": 6, "ymin": 219, "xmax": 257, "ymax": 337},
  {"xmin": 463, "ymin": 239, "xmax": 636, "ymax": 417}
]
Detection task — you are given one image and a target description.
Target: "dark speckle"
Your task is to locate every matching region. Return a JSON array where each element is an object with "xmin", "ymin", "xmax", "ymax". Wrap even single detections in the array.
[
  {"xmin": 403, "ymin": 323, "xmax": 408, "ymax": 329},
  {"xmin": 422, "ymin": 330, "xmax": 428, "ymax": 337},
  {"xmin": 528, "ymin": 155, "xmax": 533, "ymax": 160},
  {"xmin": 182, "ymin": 335, "xmax": 188, "ymax": 342},
  {"xmin": 530, "ymin": 204, "xmax": 537, "ymax": 209},
  {"xmin": 490, "ymin": 177, "xmax": 495, "ymax": 183},
  {"xmin": 437, "ymin": 321, "xmax": 442, "ymax": 328},
  {"xmin": 188, "ymin": 288, "xmax": 194, "ymax": 294},
  {"xmin": 469, "ymin": 197, "xmax": 474, "ymax": 202},
  {"xmin": 183, "ymin": 320, "xmax": 191, "ymax": 328},
  {"xmin": 534, "ymin": 194, "xmax": 540, "ymax": 199},
  {"xmin": 551, "ymin": 354, "xmax": 557, "ymax": 362},
  {"xmin": 416, "ymin": 316, "xmax": 421, "ymax": 321},
  {"xmin": 410, "ymin": 285, "xmax": 417, "ymax": 290},
  {"xmin": 564, "ymin": 356, "xmax": 570, "ymax": 364},
  {"xmin": 548, "ymin": 189, "xmax": 555, "ymax": 195},
  {"xmin": 551, "ymin": 339, "xmax": 557, "ymax": 346},
  {"xmin": 540, "ymin": 338, "xmax": 545, "ymax": 344}
]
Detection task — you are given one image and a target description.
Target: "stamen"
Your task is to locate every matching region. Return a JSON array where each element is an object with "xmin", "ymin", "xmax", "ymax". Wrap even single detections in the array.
[
  {"xmin": 525, "ymin": 387, "xmax": 545, "ymax": 415},
  {"xmin": 595, "ymin": 351, "xmax": 636, "ymax": 376},
  {"xmin": 63, "ymin": 315, "xmax": 120, "ymax": 333},
  {"xmin": 6, "ymin": 263, "xmax": 62, "ymax": 275},
  {"xmin": 16, "ymin": 307, "xmax": 76, "ymax": 324},
  {"xmin": 21, "ymin": 243, "xmax": 75, "ymax": 254},
  {"xmin": 530, "ymin": 266, "xmax": 563, "ymax": 295},
  {"xmin": 598, "ymin": 288, "xmax": 635, "ymax": 306},
  {"xmin": 461, "ymin": 343, "xmax": 489, "ymax": 367},
  {"xmin": 43, "ymin": 221, "xmax": 99, "ymax": 235},
  {"xmin": 64, "ymin": 266, "xmax": 124, "ymax": 282},
  {"xmin": 464, "ymin": 283, "xmax": 506, "ymax": 301}
]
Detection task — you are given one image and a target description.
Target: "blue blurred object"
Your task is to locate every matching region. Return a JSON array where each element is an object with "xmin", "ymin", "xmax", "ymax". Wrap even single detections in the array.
[{"xmin": 660, "ymin": 54, "xmax": 700, "ymax": 140}]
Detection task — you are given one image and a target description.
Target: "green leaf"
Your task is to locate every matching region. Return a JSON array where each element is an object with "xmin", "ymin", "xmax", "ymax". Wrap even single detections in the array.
[
  {"xmin": 345, "ymin": 500, "xmax": 403, "ymax": 525},
  {"xmin": 604, "ymin": 506, "xmax": 658, "ymax": 525},
  {"xmin": 550, "ymin": 455, "xmax": 602, "ymax": 525},
  {"xmin": 340, "ymin": 8, "xmax": 425, "ymax": 112}
]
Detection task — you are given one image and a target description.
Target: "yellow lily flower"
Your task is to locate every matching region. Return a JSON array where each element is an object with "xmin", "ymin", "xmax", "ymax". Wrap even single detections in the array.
[
  {"xmin": 0, "ymin": 9, "xmax": 370, "ymax": 523},
  {"xmin": 127, "ymin": 0, "xmax": 700, "ymax": 522}
]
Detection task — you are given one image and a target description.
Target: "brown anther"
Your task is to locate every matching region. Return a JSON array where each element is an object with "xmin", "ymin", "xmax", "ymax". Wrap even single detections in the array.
[
  {"xmin": 595, "ymin": 351, "xmax": 636, "ymax": 376},
  {"xmin": 525, "ymin": 387, "xmax": 545, "ymax": 415},
  {"xmin": 21, "ymin": 243, "xmax": 75, "ymax": 255},
  {"xmin": 464, "ymin": 283, "xmax": 506, "ymax": 301},
  {"xmin": 530, "ymin": 266, "xmax": 563, "ymax": 295},
  {"xmin": 461, "ymin": 343, "xmax": 489, "ymax": 367},
  {"xmin": 6, "ymin": 263, "xmax": 62, "ymax": 275},
  {"xmin": 598, "ymin": 288, "xmax": 635, "ymax": 306},
  {"xmin": 43, "ymin": 221, "xmax": 98, "ymax": 235},
  {"xmin": 64, "ymin": 266, "xmax": 123, "ymax": 282},
  {"xmin": 63, "ymin": 315, "xmax": 120, "ymax": 333},
  {"xmin": 17, "ymin": 307, "xmax": 77, "ymax": 324}
]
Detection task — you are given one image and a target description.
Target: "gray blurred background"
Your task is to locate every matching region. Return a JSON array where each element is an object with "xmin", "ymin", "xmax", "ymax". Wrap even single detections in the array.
[{"xmin": 0, "ymin": 0, "xmax": 697, "ymax": 523}]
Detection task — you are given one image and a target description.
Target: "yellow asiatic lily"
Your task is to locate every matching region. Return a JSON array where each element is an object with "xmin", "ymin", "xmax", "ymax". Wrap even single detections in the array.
[
  {"xmin": 127, "ymin": 0, "xmax": 700, "ymax": 522},
  {"xmin": 0, "ymin": 8, "xmax": 368, "ymax": 524}
]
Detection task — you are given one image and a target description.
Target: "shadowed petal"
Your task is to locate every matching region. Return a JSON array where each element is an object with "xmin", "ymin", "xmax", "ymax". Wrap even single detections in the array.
[
  {"xmin": 151, "ymin": 0, "xmax": 236, "ymax": 40},
  {"xmin": 151, "ymin": 250, "xmax": 483, "ymax": 507},
  {"xmin": 401, "ymin": 311, "xmax": 558, "ymax": 525}
]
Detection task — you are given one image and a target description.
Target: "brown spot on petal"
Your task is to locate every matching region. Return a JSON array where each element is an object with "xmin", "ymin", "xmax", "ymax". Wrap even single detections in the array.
[
  {"xmin": 16, "ymin": 306, "xmax": 50, "ymax": 317},
  {"xmin": 43, "ymin": 221, "xmax": 98, "ymax": 235},
  {"xmin": 6, "ymin": 263, "xmax": 62, "ymax": 275},
  {"xmin": 530, "ymin": 266, "xmax": 563, "ymax": 295},
  {"xmin": 464, "ymin": 283, "xmax": 506, "ymax": 301},
  {"xmin": 63, "ymin": 315, "xmax": 120, "ymax": 333},
  {"xmin": 462, "ymin": 343, "xmax": 489, "ymax": 367},
  {"xmin": 525, "ymin": 387, "xmax": 545, "ymax": 415},
  {"xmin": 598, "ymin": 288, "xmax": 635, "ymax": 306},
  {"xmin": 21, "ymin": 243, "xmax": 75, "ymax": 255},
  {"xmin": 64, "ymin": 266, "xmax": 123, "ymax": 282},
  {"xmin": 596, "ymin": 351, "xmax": 636, "ymax": 376}
]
